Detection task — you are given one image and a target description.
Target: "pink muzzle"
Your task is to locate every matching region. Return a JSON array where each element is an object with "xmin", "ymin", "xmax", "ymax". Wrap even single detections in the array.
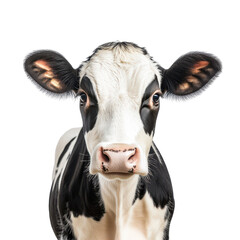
[{"xmin": 97, "ymin": 144, "xmax": 141, "ymax": 174}]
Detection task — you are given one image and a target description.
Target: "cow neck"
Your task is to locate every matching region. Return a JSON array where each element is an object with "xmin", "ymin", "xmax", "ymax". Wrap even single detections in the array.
[{"xmin": 98, "ymin": 174, "xmax": 139, "ymax": 216}]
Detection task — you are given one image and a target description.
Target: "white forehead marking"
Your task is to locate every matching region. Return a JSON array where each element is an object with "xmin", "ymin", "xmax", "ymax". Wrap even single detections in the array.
[
  {"xmin": 79, "ymin": 44, "xmax": 162, "ymax": 105},
  {"xmin": 79, "ymin": 44, "xmax": 160, "ymax": 165}
]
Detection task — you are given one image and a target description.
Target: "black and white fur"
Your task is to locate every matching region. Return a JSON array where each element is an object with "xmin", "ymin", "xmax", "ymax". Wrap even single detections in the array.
[{"xmin": 24, "ymin": 42, "xmax": 221, "ymax": 240}]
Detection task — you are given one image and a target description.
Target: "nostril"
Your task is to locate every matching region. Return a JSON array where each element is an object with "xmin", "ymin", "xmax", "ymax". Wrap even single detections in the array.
[
  {"xmin": 101, "ymin": 148, "xmax": 110, "ymax": 162},
  {"xmin": 128, "ymin": 153, "xmax": 135, "ymax": 162},
  {"xmin": 128, "ymin": 155, "xmax": 134, "ymax": 160},
  {"xmin": 103, "ymin": 153, "xmax": 110, "ymax": 162},
  {"xmin": 127, "ymin": 147, "xmax": 137, "ymax": 162}
]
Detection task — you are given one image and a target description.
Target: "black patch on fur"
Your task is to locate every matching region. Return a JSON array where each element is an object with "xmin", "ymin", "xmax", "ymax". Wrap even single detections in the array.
[
  {"xmin": 49, "ymin": 130, "xmax": 105, "ymax": 239},
  {"xmin": 134, "ymin": 144, "xmax": 174, "ymax": 208},
  {"xmin": 140, "ymin": 77, "xmax": 160, "ymax": 135},
  {"xmin": 24, "ymin": 50, "xmax": 79, "ymax": 95},
  {"xmin": 49, "ymin": 176, "xmax": 76, "ymax": 239},
  {"xmin": 57, "ymin": 137, "xmax": 76, "ymax": 168},
  {"xmin": 133, "ymin": 143, "xmax": 174, "ymax": 240},
  {"xmin": 58, "ymin": 129, "xmax": 105, "ymax": 222},
  {"xmin": 161, "ymin": 52, "xmax": 222, "ymax": 97},
  {"xmin": 49, "ymin": 175, "xmax": 61, "ymax": 238},
  {"xmin": 79, "ymin": 76, "xmax": 99, "ymax": 132}
]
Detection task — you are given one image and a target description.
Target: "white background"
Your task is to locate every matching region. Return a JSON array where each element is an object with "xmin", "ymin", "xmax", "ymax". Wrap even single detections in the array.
[{"xmin": 1, "ymin": 0, "xmax": 239, "ymax": 239}]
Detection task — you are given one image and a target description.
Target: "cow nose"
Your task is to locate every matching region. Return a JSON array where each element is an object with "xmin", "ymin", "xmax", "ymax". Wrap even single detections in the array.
[{"xmin": 98, "ymin": 144, "xmax": 140, "ymax": 174}]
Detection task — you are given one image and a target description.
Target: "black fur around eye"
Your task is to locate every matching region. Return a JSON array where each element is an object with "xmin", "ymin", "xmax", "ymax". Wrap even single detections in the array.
[
  {"xmin": 152, "ymin": 93, "xmax": 160, "ymax": 105},
  {"xmin": 79, "ymin": 92, "xmax": 87, "ymax": 105}
]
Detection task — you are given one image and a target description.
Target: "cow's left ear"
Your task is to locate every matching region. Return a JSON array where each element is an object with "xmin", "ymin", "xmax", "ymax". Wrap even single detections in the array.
[
  {"xmin": 161, "ymin": 52, "xmax": 221, "ymax": 97},
  {"xmin": 24, "ymin": 50, "xmax": 78, "ymax": 94}
]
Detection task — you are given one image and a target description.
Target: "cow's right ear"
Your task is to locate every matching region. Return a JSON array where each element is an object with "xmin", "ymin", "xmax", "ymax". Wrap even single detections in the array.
[
  {"xmin": 160, "ymin": 52, "xmax": 221, "ymax": 97},
  {"xmin": 24, "ymin": 50, "xmax": 79, "ymax": 94}
]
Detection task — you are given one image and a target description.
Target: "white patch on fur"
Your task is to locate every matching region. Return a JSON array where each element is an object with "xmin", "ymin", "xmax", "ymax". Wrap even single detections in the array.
[
  {"xmin": 71, "ymin": 175, "xmax": 168, "ymax": 240},
  {"xmin": 52, "ymin": 128, "xmax": 80, "ymax": 189},
  {"xmin": 79, "ymin": 45, "xmax": 162, "ymax": 176}
]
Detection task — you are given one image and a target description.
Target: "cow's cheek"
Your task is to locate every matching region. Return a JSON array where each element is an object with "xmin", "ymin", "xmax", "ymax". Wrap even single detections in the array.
[
  {"xmin": 84, "ymin": 127, "xmax": 101, "ymax": 156},
  {"xmin": 135, "ymin": 128, "xmax": 153, "ymax": 162}
]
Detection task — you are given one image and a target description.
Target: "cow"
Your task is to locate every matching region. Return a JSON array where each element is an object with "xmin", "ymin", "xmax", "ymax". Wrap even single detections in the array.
[{"xmin": 24, "ymin": 42, "xmax": 221, "ymax": 240}]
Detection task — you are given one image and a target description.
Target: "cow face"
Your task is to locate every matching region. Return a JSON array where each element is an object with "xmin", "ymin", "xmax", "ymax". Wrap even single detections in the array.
[{"xmin": 24, "ymin": 42, "xmax": 221, "ymax": 179}]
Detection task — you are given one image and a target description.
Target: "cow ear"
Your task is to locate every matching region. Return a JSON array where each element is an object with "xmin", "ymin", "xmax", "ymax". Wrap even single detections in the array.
[
  {"xmin": 161, "ymin": 52, "xmax": 221, "ymax": 97},
  {"xmin": 24, "ymin": 50, "xmax": 79, "ymax": 94}
]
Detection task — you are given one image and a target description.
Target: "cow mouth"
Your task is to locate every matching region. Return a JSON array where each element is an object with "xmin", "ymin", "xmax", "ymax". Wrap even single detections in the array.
[
  {"xmin": 99, "ymin": 172, "xmax": 136, "ymax": 181},
  {"xmin": 101, "ymin": 161, "xmax": 137, "ymax": 174},
  {"xmin": 99, "ymin": 163, "xmax": 147, "ymax": 181},
  {"xmin": 99, "ymin": 162, "xmax": 140, "ymax": 180},
  {"xmin": 90, "ymin": 164, "xmax": 147, "ymax": 179}
]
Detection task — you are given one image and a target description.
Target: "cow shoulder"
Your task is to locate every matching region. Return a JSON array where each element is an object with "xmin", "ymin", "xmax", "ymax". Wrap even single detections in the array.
[{"xmin": 55, "ymin": 128, "xmax": 81, "ymax": 160}]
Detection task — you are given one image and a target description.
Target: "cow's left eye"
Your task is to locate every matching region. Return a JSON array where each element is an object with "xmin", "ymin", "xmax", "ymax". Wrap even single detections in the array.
[
  {"xmin": 152, "ymin": 93, "xmax": 160, "ymax": 104},
  {"xmin": 79, "ymin": 92, "xmax": 87, "ymax": 105}
]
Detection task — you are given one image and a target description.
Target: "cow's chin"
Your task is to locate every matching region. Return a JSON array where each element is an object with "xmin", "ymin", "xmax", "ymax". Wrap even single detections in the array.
[
  {"xmin": 98, "ymin": 172, "xmax": 137, "ymax": 181},
  {"xmin": 90, "ymin": 169, "xmax": 148, "ymax": 181}
]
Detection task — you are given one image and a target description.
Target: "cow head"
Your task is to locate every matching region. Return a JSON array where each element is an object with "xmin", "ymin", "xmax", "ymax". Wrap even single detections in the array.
[{"xmin": 24, "ymin": 42, "xmax": 221, "ymax": 180}]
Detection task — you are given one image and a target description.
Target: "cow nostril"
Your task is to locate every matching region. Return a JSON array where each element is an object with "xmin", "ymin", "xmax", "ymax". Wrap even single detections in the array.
[
  {"xmin": 128, "ymin": 154, "xmax": 135, "ymax": 162},
  {"xmin": 101, "ymin": 148, "xmax": 110, "ymax": 162},
  {"xmin": 128, "ymin": 148, "xmax": 137, "ymax": 162},
  {"xmin": 103, "ymin": 154, "xmax": 110, "ymax": 162}
]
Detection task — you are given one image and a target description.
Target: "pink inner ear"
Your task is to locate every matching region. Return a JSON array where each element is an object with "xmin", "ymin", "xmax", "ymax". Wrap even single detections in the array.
[
  {"xmin": 34, "ymin": 60, "xmax": 52, "ymax": 71},
  {"xmin": 192, "ymin": 61, "xmax": 209, "ymax": 74},
  {"xmin": 33, "ymin": 60, "xmax": 66, "ymax": 92}
]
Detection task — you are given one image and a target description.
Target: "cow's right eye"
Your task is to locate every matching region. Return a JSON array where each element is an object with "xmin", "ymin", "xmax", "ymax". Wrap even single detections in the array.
[
  {"xmin": 79, "ymin": 92, "xmax": 87, "ymax": 105},
  {"xmin": 152, "ymin": 93, "xmax": 160, "ymax": 104}
]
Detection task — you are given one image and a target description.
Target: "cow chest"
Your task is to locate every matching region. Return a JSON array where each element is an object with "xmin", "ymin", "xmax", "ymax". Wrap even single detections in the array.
[{"xmin": 71, "ymin": 189, "xmax": 168, "ymax": 240}]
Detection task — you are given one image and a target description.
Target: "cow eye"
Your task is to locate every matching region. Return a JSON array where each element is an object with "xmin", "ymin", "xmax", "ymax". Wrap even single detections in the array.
[
  {"xmin": 152, "ymin": 93, "xmax": 160, "ymax": 104},
  {"xmin": 79, "ymin": 92, "xmax": 87, "ymax": 105}
]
